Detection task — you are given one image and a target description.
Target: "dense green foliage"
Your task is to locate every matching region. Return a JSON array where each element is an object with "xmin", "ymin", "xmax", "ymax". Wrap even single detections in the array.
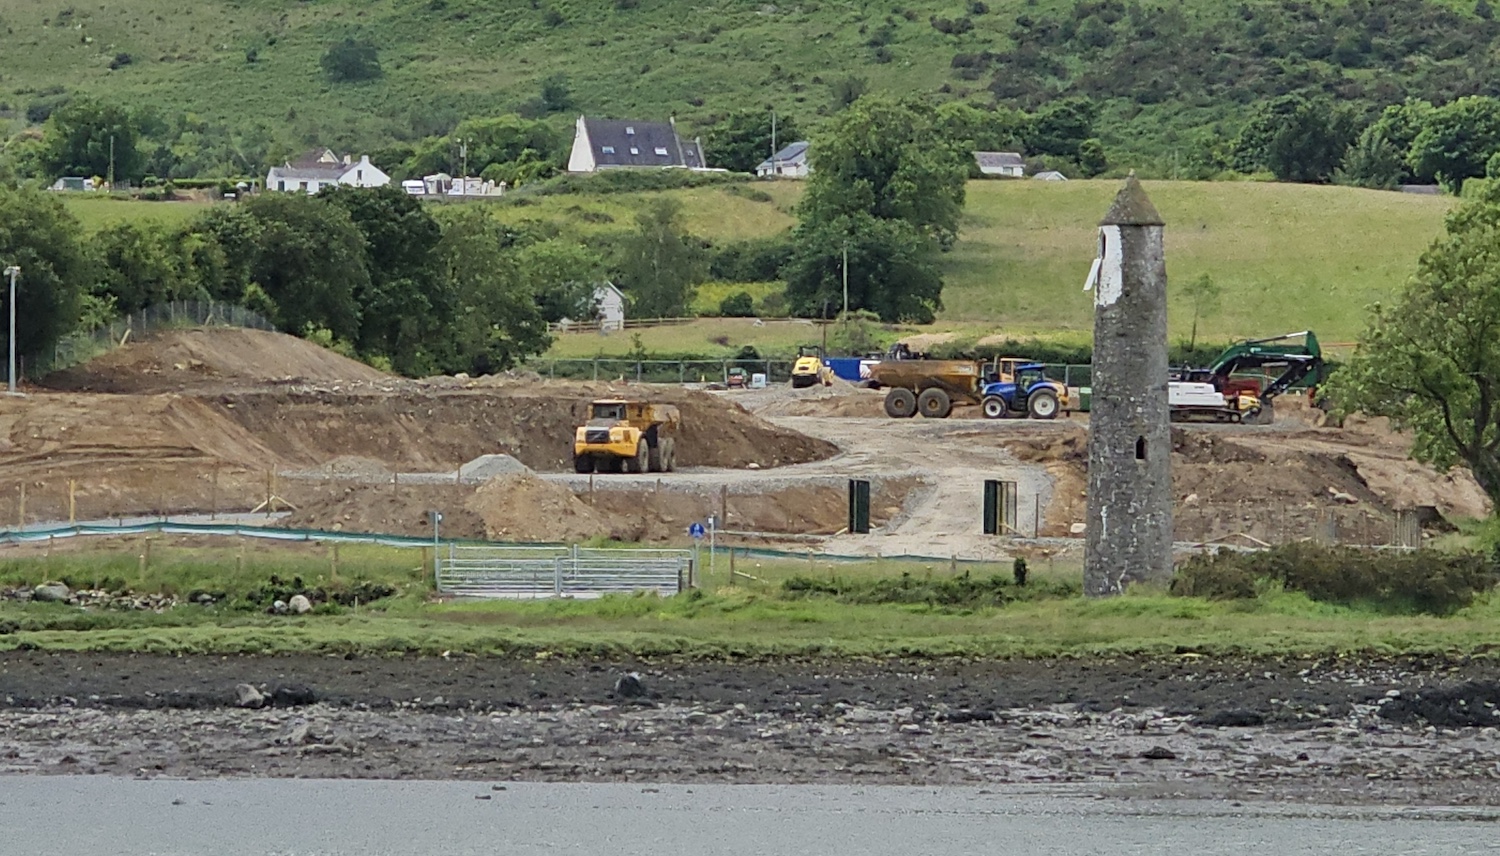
[
  {"xmin": 785, "ymin": 98, "xmax": 965, "ymax": 323},
  {"xmin": 0, "ymin": 187, "xmax": 90, "ymax": 364},
  {"xmin": 1331, "ymin": 181, "xmax": 1500, "ymax": 504},
  {"xmin": 611, "ymin": 199, "xmax": 708, "ymax": 318},
  {"xmin": 1172, "ymin": 544, "xmax": 1499, "ymax": 615},
  {"xmin": 5, "ymin": 0, "xmax": 1500, "ymax": 185}
]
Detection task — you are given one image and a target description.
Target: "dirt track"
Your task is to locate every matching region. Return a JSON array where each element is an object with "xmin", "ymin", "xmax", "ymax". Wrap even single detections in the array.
[
  {"xmin": 1, "ymin": 329, "xmax": 1490, "ymax": 553},
  {"xmin": 6, "ymin": 652, "xmax": 1500, "ymax": 803}
]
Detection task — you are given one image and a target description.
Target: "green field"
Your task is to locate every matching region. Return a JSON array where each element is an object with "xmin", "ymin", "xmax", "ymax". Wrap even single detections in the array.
[
  {"xmin": 534, "ymin": 179, "xmax": 1452, "ymax": 357},
  {"xmin": 60, "ymin": 196, "xmax": 214, "ymax": 231},
  {"xmin": 5, "ymin": 540, "xmax": 1500, "ymax": 659}
]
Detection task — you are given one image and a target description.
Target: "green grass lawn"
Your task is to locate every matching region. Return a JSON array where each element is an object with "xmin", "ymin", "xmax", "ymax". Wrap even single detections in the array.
[
  {"xmin": 60, "ymin": 196, "xmax": 215, "ymax": 231},
  {"xmin": 5, "ymin": 539, "xmax": 1500, "ymax": 659},
  {"xmin": 536, "ymin": 179, "xmax": 1453, "ymax": 357},
  {"xmin": 949, "ymin": 179, "xmax": 1454, "ymax": 342}
]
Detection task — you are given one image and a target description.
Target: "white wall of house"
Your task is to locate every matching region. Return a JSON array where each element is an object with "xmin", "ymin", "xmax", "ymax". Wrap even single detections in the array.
[
  {"xmin": 596, "ymin": 284, "xmax": 625, "ymax": 330},
  {"xmin": 567, "ymin": 116, "xmax": 597, "ymax": 173},
  {"xmin": 978, "ymin": 163, "xmax": 1024, "ymax": 177}
]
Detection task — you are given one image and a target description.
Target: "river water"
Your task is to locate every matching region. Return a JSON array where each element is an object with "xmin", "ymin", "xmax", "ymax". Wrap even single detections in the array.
[{"xmin": 0, "ymin": 779, "xmax": 1494, "ymax": 856}]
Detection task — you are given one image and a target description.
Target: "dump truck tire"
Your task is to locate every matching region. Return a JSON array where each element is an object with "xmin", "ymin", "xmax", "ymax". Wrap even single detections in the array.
[
  {"xmin": 661, "ymin": 438, "xmax": 676, "ymax": 472},
  {"xmin": 917, "ymin": 388, "xmax": 953, "ymax": 419},
  {"xmin": 573, "ymin": 454, "xmax": 596, "ymax": 474},
  {"xmin": 627, "ymin": 440, "xmax": 649, "ymax": 474},
  {"xmin": 1027, "ymin": 389, "xmax": 1059, "ymax": 420},
  {"xmin": 648, "ymin": 443, "xmax": 663, "ymax": 473},
  {"xmin": 982, "ymin": 396, "xmax": 1008, "ymax": 419},
  {"xmin": 791, "ymin": 375, "xmax": 815, "ymax": 389},
  {"xmin": 884, "ymin": 388, "xmax": 917, "ymax": 418}
]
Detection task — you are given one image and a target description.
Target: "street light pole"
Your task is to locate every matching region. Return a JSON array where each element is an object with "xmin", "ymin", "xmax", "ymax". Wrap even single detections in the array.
[
  {"xmin": 4, "ymin": 265, "xmax": 19, "ymax": 395},
  {"xmin": 841, "ymin": 242, "xmax": 849, "ymax": 321}
]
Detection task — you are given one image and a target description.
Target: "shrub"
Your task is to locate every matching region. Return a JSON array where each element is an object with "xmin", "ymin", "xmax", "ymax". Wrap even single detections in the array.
[
  {"xmin": 1170, "ymin": 544, "xmax": 1500, "ymax": 615},
  {"xmin": 781, "ymin": 570, "xmax": 1076, "ymax": 608},
  {"xmin": 719, "ymin": 291, "xmax": 755, "ymax": 317},
  {"xmin": 320, "ymin": 38, "xmax": 382, "ymax": 83},
  {"xmin": 709, "ymin": 236, "xmax": 793, "ymax": 282}
]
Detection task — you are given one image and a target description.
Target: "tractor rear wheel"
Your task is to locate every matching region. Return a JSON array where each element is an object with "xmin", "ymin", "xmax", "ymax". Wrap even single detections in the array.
[
  {"xmin": 1027, "ymin": 389, "xmax": 1059, "ymax": 420},
  {"xmin": 982, "ymin": 396, "xmax": 1008, "ymax": 419},
  {"xmin": 573, "ymin": 454, "xmax": 596, "ymax": 474},
  {"xmin": 917, "ymin": 388, "xmax": 953, "ymax": 419},
  {"xmin": 884, "ymin": 388, "xmax": 918, "ymax": 419}
]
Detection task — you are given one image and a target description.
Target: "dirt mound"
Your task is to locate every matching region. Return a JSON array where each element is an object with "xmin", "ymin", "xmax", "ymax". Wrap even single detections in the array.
[
  {"xmin": 280, "ymin": 484, "xmax": 485, "ymax": 539},
  {"xmin": 468, "ymin": 474, "xmax": 614, "ymax": 543},
  {"xmin": 1171, "ymin": 429, "xmax": 1267, "ymax": 465},
  {"xmin": 41, "ymin": 328, "xmax": 387, "ymax": 393}
]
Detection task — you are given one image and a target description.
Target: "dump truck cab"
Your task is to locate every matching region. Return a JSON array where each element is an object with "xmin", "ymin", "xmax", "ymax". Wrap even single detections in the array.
[
  {"xmin": 790, "ymin": 344, "xmax": 834, "ymax": 388},
  {"xmin": 980, "ymin": 362, "xmax": 1068, "ymax": 419},
  {"xmin": 573, "ymin": 399, "xmax": 680, "ymax": 474}
]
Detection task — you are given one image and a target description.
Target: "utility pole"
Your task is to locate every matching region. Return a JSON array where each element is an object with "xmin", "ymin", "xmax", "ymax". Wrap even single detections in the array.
[
  {"xmin": 108, "ymin": 135, "xmax": 115, "ymax": 190},
  {"xmin": 459, "ymin": 138, "xmax": 468, "ymax": 197},
  {"xmin": 4, "ymin": 265, "xmax": 19, "ymax": 395},
  {"xmin": 842, "ymin": 242, "xmax": 849, "ymax": 321}
]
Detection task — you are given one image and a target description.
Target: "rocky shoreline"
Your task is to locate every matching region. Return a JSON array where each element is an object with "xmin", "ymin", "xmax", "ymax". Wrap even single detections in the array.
[{"xmin": 5, "ymin": 652, "xmax": 1500, "ymax": 804}]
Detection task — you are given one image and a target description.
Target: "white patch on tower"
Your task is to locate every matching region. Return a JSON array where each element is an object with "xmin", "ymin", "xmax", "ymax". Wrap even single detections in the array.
[{"xmin": 1095, "ymin": 225, "xmax": 1124, "ymax": 307}]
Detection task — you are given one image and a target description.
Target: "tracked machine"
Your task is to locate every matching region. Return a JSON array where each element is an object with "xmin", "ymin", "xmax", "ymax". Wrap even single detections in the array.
[{"xmin": 1168, "ymin": 331, "xmax": 1325, "ymax": 425}]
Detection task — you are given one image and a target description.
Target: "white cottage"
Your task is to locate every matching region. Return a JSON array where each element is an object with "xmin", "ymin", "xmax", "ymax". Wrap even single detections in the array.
[
  {"xmin": 567, "ymin": 116, "xmax": 706, "ymax": 173},
  {"xmin": 594, "ymin": 283, "xmax": 626, "ymax": 331},
  {"xmin": 973, "ymin": 151, "xmax": 1026, "ymax": 177},
  {"xmin": 266, "ymin": 148, "xmax": 390, "ymax": 194},
  {"xmin": 756, "ymin": 141, "xmax": 810, "ymax": 178}
]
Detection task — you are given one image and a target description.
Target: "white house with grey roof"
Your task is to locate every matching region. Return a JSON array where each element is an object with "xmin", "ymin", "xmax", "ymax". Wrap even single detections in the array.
[
  {"xmin": 756, "ymin": 141, "xmax": 810, "ymax": 178},
  {"xmin": 973, "ymin": 151, "xmax": 1026, "ymax": 177},
  {"xmin": 266, "ymin": 148, "xmax": 390, "ymax": 194},
  {"xmin": 567, "ymin": 116, "xmax": 706, "ymax": 173}
]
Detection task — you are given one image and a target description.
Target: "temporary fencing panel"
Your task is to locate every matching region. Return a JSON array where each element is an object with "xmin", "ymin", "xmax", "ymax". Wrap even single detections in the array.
[{"xmin": 435, "ymin": 544, "xmax": 691, "ymax": 599}]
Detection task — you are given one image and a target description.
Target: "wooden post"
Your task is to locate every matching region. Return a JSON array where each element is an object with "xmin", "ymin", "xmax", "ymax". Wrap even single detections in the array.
[
  {"xmin": 730, "ymin": 548, "xmax": 736, "ymax": 578},
  {"xmin": 68, "ymin": 479, "xmax": 77, "ymax": 526},
  {"xmin": 17, "ymin": 482, "xmax": 25, "ymax": 529},
  {"xmin": 209, "ymin": 466, "xmax": 219, "ymax": 521},
  {"xmin": 720, "ymin": 485, "xmax": 729, "ymax": 528},
  {"xmin": 236, "ymin": 538, "xmax": 245, "ymax": 576},
  {"xmin": 330, "ymin": 542, "xmax": 340, "ymax": 581}
]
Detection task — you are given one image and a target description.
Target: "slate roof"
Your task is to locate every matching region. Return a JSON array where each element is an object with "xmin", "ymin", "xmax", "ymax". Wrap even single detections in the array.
[
  {"xmin": 268, "ymin": 163, "xmax": 348, "ymax": 182},
  {"xmin": 757, "ymin": 141, "xmax": 810, "ymax": 171},
  {"xmin": 973, "ymin": 151, "xmax": 1025, "ymax": 170},
  {"xmin": 583, "ymin": 117, "xmax": 703, "ymax": 169}
]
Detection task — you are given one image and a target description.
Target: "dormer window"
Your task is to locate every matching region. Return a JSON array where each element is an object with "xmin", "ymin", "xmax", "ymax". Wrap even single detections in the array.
[
  {"xmin": 654, "ymin": 147, "xmax": 669, "ymax": 156},
  {"xmin": 630, "ymin": 147, "xmax": 639, "ymax": 155},
  {"xmin": 601, "ymin": 146, "xmax": 615, "ymax": 154},
  {"xmin": 625, "ymin": 126, "xmax": 635, "ymax": 135}
]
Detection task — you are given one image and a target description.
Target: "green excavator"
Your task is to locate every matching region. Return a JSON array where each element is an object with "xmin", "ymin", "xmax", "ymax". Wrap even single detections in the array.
[{"xmin": 1175, "ymin": 331, "xmax": 1325, "ymax": 425}]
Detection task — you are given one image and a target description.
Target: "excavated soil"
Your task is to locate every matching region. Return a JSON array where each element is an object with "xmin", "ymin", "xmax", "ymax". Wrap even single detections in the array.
[
  {"xmin": 278, "ymin": 479, "xmax": 917, "ymax": 543},
  {"xmin": 40, "ymin": 328, "xmax": 388, "ymax": 393}
]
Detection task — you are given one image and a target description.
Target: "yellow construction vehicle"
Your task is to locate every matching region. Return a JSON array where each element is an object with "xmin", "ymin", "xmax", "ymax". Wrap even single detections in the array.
[
  {"xmin": 573, "ymin": 399, "xmax": 681, "ymax": 474},
  {"xmin": 790, "ymin": 345, "xmax": 835, "ymax": 388}
]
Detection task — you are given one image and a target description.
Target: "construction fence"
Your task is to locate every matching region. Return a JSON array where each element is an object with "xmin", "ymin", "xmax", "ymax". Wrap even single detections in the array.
[{"xmin": 24, "ymin": 300, "xmax": 275, "ymax": 379}]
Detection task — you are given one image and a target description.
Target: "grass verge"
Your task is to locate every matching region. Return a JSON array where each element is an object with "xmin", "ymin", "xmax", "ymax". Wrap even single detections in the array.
[{"xmin": 5, "ymin": 538, "xmax": 1500, "ymax": 660}]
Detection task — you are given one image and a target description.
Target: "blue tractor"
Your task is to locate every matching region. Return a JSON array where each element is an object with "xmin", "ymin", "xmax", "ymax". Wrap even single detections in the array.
[{"xmin": 980, "ymin": 362, "xmax": 1064, "ymax": 420}]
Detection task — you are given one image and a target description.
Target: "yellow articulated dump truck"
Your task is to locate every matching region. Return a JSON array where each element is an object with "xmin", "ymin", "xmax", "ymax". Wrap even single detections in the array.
[{"xmin": 573, "ymin": 399, "xmax": 681, "ymax": 474}]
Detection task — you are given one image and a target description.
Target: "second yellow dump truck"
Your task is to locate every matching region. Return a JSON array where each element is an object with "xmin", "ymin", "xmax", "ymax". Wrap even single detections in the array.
[{"xmin": 573, "ymin": 399, "xmax": 681, "ymax": 474}]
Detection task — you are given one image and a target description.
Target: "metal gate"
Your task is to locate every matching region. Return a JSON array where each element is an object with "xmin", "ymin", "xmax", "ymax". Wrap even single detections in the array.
[{"xmin": 435, "ymin": 545, "xmax": 692, "ymax": 599}]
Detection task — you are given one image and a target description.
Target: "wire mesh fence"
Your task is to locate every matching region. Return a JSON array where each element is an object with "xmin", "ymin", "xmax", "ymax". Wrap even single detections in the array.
[{"xmin": 25, "ymin": 300, "xmax": 275, "ymax": 379}]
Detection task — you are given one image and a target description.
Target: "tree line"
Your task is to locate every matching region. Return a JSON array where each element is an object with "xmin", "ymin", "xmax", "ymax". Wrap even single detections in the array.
[{"xmin": 0, "ymin": 184, "xmax": 723, "ymax": 377}]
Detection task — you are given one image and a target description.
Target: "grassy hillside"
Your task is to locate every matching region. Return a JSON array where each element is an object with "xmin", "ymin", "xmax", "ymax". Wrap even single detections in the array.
[
  {"xmin": 53, "ymin": 179, "xmax": 1453, "ymax": 355},
  {"xmin": 1, "ymin": 0, "xmax": 1495, "ymax": 170},
  {"xmin": 505, "ymin": 179, "xmax": 1452, "ymax": 354}
]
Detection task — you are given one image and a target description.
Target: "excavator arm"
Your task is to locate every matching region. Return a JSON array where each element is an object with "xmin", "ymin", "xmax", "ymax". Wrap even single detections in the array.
[{"xmin": 1207, "ymin": 330, "xmax": 1324, "ymax": 403}]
